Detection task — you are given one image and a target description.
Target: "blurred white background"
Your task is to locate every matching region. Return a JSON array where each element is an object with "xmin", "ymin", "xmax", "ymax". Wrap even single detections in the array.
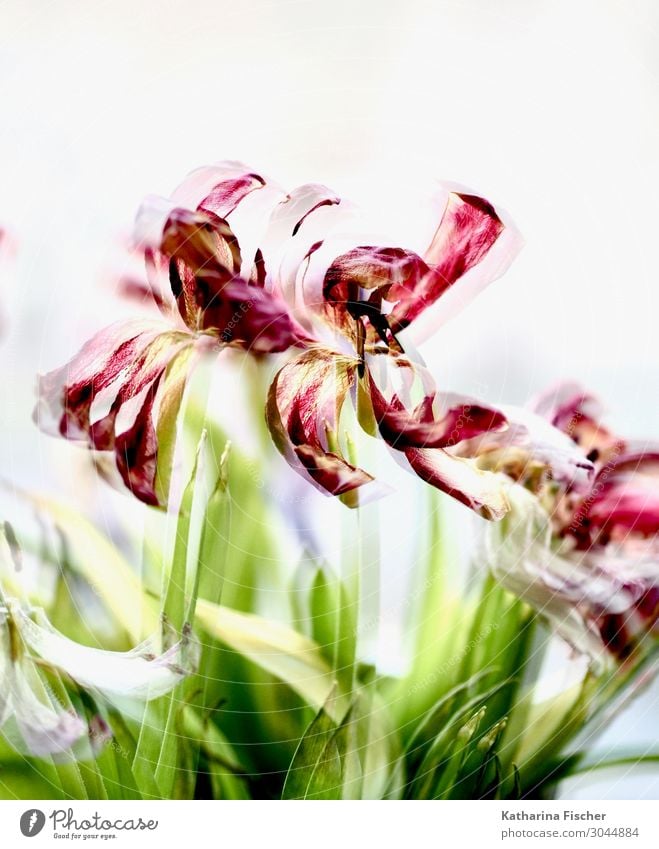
[{"xmin": 1, "ymin": 0, "xmax": 658, "ymax": 798}]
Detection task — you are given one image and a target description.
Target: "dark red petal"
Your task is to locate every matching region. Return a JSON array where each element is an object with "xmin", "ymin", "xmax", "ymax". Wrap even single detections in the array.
[
  {"xmin": 366, "ymin": 355, "xmax": 507, "ymax": 450},
  {"xmin": 199, "ymin": 277, "xmax": 314, "ymax": 353},
  {"xmin": 160, "ymin": 207, "xmax": 242, "ymax": 330},
  {"xmin": 114, "ymin": 377, "xmax": 162, "ymax": 506},
  {"xmin": 266, "ymin": 348, "xmax": 374, "ymax": 500},
  {"xmin": 322, "ymin": 246, "xmax": 427, "ymax": 345}
]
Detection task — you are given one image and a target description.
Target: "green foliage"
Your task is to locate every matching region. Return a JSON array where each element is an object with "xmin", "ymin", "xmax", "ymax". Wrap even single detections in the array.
[{"xmin": 2, "ymin": 398, "xmax": 656, "ymax": 801}]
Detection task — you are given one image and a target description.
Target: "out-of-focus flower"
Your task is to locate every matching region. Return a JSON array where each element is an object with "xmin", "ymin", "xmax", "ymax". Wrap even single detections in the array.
[
  {"xmin": 36, "ymin": 162, "xmax": 586, "ymax": 517},
  {"xmin": 0, "ymin": 588, "xmax": 196, "ymax": 756},
  {"xmin": 487, "ymin": 383, "xmax": 659, "ymax": 665}
]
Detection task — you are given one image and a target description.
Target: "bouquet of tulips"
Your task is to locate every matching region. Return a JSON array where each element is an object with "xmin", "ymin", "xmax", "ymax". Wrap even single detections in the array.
[{"xmin": 0, "ymin": 162, "xmax": 656, "ymax": 800}]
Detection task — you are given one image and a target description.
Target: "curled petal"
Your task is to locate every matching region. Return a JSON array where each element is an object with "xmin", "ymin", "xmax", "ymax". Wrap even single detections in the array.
[
  {"xmin": 323, "ymin": 246, "xmax": 428, "ymax": 346},
  {"xmin": 266, "ymin": 348, "xmax": 374, "ymax": 499},
  {"xmin": 365, "ymin": 354, "xmax": 507, "ymax": 450},
  {"xmin": 170, "ymin": 161, "xmax": 288, "ymax": 284},
  {"xmin": 316, "ymin": 187, "xmax": 521, "ymax": 348},
  {"xmin": 172, "ymin": 161, "xmax": 271, "ymax": 218},
  {"xmin": 454, "ymin": 403, "xmax": 595, "ymax": 494},
  {"xmin": 394, "ymin": 188, "xmax": 523, "ymax": 345},
  {"xmin": 139, "ymin": 204, "xmax": 242, "ymax": 330},
  {"xmin": 15, "ymin": 607, "xmax": 197, "ymax": 701},
  {"xmin": 405, "ymin": 447, "xmax": 511, "ymax": 520},
  {"xmin": 0, "ymin": 623, "xmax": 87, "ymax": 756},
  {"xmin": 35, "ymin": 323, "xmax": 199, "ymax": 507},
  {"xmin": 138, "ymin": 200, "xmax": 314, "ymax": 351},
  {"xmin": 35, "ymin": 320, "xmax": 163, "ymax": 442},
  {"xmin": 261, "ymin": 183, "xmax": 347, "ymax": 304}
]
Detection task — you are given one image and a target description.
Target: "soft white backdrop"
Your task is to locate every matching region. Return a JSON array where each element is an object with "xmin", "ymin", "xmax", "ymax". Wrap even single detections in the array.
[{"xmin": 1, "ymin": 0, "xmax": 658, "ymax": 798}]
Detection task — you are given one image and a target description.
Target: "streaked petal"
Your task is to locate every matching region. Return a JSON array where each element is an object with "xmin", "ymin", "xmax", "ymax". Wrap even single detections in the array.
[
  {"xmin": 171, "ymin": 161, "xmax": 272, "ymax": 218},
  {"xmin": 35, "ymin": 320, "xmax": 164, "ymax": 442},
  {"xmin": 395, "ymin": 187, "xmax": 523, "ymax": 345},
  {"xmin": 266, "ymin": 348, "xmax": 374, "ymax": 499},
  {"xmin": 315, "ymin": 187, "xmax": 521, "ymax": 348},
  {"xmin": 170, "ymin": 161, "xmax": 288, "ymax": 284},
  {"xmin": 35, "ymin": 324, "xmax": 199, "ymax": 507},
  {"xmin": 405, "ymin": 446, "xmax": 511, "ymax": 520},
  {"xmin": 137, "ymin": 199, "xmax": 314, "ymax": 351},
  {"xmin": 365, "ymin": 353, "xmax": 507, "ymax": 450}
]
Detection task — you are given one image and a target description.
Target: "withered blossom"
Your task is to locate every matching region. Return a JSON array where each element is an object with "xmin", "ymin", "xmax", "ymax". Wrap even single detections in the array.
[
  {"xmin": 36, "ymin": 162, "xmax": 586, "ymax": 516},
  {"xmin": 487, "ymin": 383, "xmax": 659, "ymax": 663}
]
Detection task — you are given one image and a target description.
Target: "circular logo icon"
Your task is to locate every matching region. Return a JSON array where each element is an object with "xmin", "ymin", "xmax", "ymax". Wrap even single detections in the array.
[{"xmin": 20, "ymin": 810, "xmax": 46, "ymax": 838}]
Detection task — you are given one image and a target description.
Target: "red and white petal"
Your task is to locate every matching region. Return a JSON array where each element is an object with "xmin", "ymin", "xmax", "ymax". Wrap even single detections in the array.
[
  {"xmin": 260, "ymin": 183, "xmax": 349, "ymax": 303},
  {"xmin": 405, "ymin": 447, "xmax": 511, "ymax": 520},
  {"xmin": 35, "ymin": 324, "xmax": 199, "ymax": 507},
  {"xmin": 585, "ymin": 450, "xmax": 659, "ymax": 539},
  {"xmin": 171, "ymin": 161, "xmax": 272, "ymax": 217},
  {"xmin": 394, "ymin": 187, "xmax": 523, "ymax": 345},
  {"xmin": 171, "ymin": 161, "xmax": 288, "ymax": 284},
  {"xmin": 365, "ymin": 353, "xmax": 507, "ymax": 451},
  {"xmin": 266, "ymin": 348, "xmax": 375, "ymax": 500},
  {"xmin": 35, "ymin": 320, "xmax": 168, "ymax": 442}
]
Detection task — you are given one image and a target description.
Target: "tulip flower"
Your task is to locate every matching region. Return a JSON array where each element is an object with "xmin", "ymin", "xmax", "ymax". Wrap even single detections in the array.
[
  {"xmin": 487, "ymin": 383, "xmax": 659, "ymax": 664},
  {"xmin": 36, "ymin": 162, "xmax": 587, "ymax": 518}
]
